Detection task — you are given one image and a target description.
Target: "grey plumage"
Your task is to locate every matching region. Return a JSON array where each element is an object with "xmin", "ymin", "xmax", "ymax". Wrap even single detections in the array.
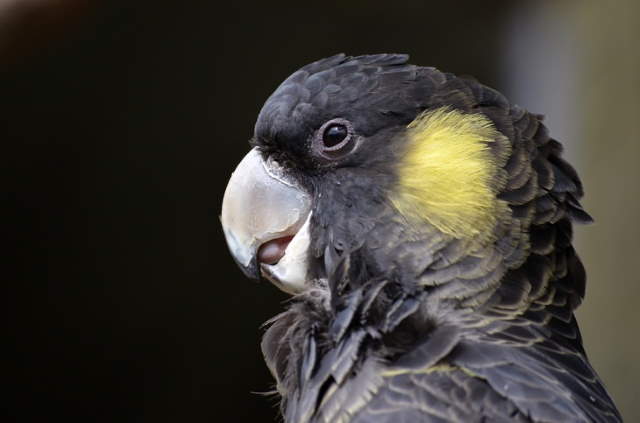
[{"xmin": 227, "ymin": 54, "xmax": 621, "ymax": 422}]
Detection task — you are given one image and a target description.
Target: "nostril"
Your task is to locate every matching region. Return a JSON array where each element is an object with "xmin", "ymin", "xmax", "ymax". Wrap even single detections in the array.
[{"xmin": 258, "ymin": 236, "xmax": 294, "ymax": 265}]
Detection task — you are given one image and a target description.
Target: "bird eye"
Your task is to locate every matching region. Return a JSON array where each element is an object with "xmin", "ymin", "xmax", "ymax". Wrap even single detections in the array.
[
  {"xmin": 323, "ymin": 124, "xmax": 348, "ymax": 148},
  {"xmin": 313, "ymin": 118, "xmax": 358, "ymax": 160}
]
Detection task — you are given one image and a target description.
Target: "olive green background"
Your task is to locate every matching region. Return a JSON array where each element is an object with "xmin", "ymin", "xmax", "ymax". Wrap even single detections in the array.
[{"xmin": 5, "ymin": 1, "xmax": 638, "ymax": 421}]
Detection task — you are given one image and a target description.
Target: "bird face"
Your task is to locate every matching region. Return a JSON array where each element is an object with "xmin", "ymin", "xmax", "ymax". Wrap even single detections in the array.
[{"xmin": 221, "ymin": 54, "xmax": 510, "ymax": 294}]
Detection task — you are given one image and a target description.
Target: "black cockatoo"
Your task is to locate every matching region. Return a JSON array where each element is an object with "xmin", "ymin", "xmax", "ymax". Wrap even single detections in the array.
[{"xmin": 220, "ymin": 54, "xmax": 621, "ymax": 422}]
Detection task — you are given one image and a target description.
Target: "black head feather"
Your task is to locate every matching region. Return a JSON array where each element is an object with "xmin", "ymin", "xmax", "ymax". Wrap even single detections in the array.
[{"xmin": 254, "ymin": 54, "xmax": 446, "ymax": 160}]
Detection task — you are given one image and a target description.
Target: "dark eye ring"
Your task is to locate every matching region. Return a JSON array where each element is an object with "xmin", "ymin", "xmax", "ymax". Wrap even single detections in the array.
[{"xmin": 312, "ymin": 118, "xmax": 357, "ymax": 159}]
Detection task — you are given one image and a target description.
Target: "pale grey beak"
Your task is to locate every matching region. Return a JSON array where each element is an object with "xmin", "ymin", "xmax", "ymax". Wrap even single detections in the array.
[{"xmin": 220, "ymin": 148, "xmax": 312, "ymax": 293}]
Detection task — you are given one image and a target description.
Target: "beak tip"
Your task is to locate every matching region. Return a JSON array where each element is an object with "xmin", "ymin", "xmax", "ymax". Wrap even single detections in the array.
[{"xmin": 240, "ymin": 258, "xmax": 262, "ymax": 282}]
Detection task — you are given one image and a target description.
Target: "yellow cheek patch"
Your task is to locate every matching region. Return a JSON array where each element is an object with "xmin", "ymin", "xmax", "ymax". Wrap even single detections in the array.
[{"xmin": 391, "ymin": 107, "xmax": 509, "ymax": 241}]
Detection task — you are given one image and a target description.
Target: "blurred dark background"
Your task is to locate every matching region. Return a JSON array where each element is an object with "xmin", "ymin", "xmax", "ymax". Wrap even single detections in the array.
[{"xmin": 4, "ymin": 1, "xmax": 639, "ymax": 421}]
